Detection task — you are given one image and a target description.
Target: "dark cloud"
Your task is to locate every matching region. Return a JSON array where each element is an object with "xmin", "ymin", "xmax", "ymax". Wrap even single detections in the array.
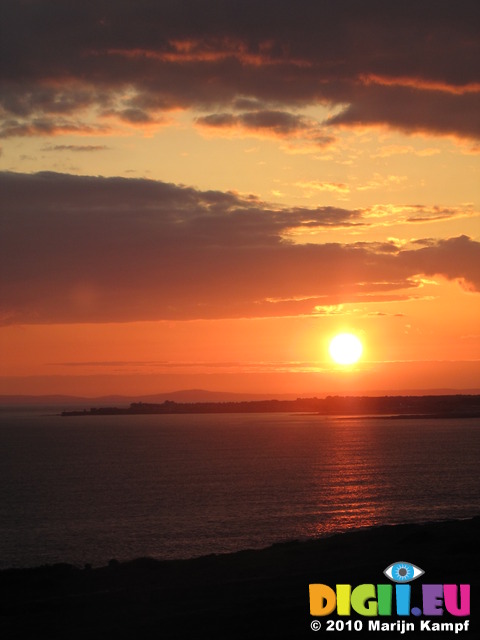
[
  {"xmin": 399, "ymin": 235, "xmax": 480, "ymax": 292},
  {"xmin": 406, "ymin": 206, "xmax": 470, "ymax": 223},
  {"xmin": 1, "ymin": 0, "xmax": 478, "ymax": 139},
  {"xmin": 197, "ymin": 109, "xmax": 335, "ymax": 146},
  {"xmin": 198, "ymin": 113, "xmax": 237, "ymax": 128},
  {"xmin": 327, "ymin": 85, "xmax": 480, "ymax": 139},
  {"xmin": 0, "ymin": 117, "xmax": 109, "ymax": 138},
  {"xmin": 1, "ymin": 171, "xmax": 478, "ymax": 325},
  {"xmin": 233, "ymin": 111, "xmax": 312, "ymax": 135},
  {"xmin": 102, "ymin": 107, "xmax": 158, "ymax": 124}
]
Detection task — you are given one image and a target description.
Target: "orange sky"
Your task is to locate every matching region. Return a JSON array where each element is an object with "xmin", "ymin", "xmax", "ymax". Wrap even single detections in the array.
[{"xmin": 1, "ymin": 1, "xmax": 479, "ymax": 397}]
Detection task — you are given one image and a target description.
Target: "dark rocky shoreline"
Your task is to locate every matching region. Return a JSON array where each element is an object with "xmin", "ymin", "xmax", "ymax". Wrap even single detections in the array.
[{"xmin": 1, "ymin": 517, "xmax": 478, "ymax": 639}]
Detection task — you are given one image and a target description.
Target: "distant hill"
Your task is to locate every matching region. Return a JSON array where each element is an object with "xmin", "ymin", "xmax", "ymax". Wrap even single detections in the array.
[
  {"xmin": 1, "ymin": 388, "xmax": 480, "ymax": 406},
  {"xmin": 0, "ymin": 390, "xmax": 286, "ymax": 406}
]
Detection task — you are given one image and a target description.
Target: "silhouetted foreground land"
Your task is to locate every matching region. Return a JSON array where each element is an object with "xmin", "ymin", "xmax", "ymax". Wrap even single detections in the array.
[
  {"xmin": 61, "ymin": 394, "xmax": 480, "ymax": 417},
  {"xmin": 1, "ymin": 518, "xmax": 478, "ymax": 639}
]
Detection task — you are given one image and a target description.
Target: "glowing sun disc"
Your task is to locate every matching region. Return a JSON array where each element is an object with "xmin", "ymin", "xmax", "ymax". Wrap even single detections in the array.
[{"xmin": 329, "ymin": 333, "xmax": 363, "ymax": 365}]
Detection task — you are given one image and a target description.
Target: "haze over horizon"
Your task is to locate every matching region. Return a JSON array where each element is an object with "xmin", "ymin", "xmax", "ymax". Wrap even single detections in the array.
[{"xmin": 1, "ymin": 0, "xmax": 479, "ymax": 396}]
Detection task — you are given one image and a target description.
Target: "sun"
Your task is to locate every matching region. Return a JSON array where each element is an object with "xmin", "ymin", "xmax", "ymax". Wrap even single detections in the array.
[{"xmin": 329, "ymin": 333, "xmax": 363, "ymax": 365}]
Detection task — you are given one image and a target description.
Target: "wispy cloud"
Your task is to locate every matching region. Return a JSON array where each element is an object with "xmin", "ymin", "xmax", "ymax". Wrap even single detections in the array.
[
  {"xmin": 42, "ymin": 144, "xmax": 111, "ymax": 152},
  {"xmin": 363, "ymin": 203, "xmax": 477, "ymax": 226},
  {"xmin": 295, "ymin": 181, "xmax": 350, "ymax": 195}
]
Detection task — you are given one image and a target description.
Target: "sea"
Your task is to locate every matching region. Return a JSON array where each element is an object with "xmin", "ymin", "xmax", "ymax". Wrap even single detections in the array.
[{"xmin": 0, "ymin": 409, "xmax": 479, "ymax": 570}]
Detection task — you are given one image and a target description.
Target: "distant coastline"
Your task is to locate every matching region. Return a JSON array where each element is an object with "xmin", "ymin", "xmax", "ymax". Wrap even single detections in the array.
[{"xmin": 61, "ymin": 394, "xmax": 480, "ymax": 417}]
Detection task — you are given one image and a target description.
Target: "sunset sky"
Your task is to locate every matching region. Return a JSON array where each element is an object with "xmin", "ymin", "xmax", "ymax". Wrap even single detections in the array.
[{"xmin": 1, "ymin": 0, "xmax": 479, "ymax": 397}]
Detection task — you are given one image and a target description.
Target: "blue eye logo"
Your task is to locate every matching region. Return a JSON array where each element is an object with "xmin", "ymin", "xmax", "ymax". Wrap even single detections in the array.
[{"xmin": 384, "ymin": 561, "xmax": 424, "ymax": 583}]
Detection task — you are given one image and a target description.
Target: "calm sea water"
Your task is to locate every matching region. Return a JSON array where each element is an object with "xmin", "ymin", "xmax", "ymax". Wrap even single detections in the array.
[{"xmin": 0, "ymin": 410, "xmax": 479, "ymax": 569}]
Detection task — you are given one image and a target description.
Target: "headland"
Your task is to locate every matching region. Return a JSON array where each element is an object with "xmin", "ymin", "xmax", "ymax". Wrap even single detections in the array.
[{"xmin": 61, "ymin": 394, "xmax": 480, "ymax": 417}]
